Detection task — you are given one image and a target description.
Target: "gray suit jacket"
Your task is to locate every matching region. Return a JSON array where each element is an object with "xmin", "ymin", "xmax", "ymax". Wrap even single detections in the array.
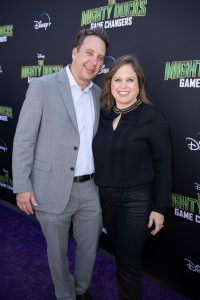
[{"xmin": 12, "ymin": 68, "xmax": 101, "ymax": 213}]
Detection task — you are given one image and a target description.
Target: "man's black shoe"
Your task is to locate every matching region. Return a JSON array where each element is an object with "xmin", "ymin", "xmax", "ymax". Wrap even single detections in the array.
[{"xmin": 76, "ymin": 291, "xmax": 92, "ymax": 300}]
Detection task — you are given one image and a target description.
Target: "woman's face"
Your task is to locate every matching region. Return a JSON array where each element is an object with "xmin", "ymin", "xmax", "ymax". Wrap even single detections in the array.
[{"xmin": 111, "ymin": 64, "xmax": 139, "ymax": 109}]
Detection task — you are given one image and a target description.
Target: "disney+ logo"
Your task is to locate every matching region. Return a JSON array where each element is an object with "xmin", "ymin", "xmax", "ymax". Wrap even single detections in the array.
[
  {"xmin": 186, "ymin": 137, "xmax": 200, "ymax": 151},
  {"xmin": 184, "ymin": 258, "xmax": 200, "ymax": 273},
  {"xmin": 194, "ymin": 183, "xmax": 200, "ymax": 190},
  {"xmin": 34, "ymin": 13, "xmax": 52, "ymax": 30}
]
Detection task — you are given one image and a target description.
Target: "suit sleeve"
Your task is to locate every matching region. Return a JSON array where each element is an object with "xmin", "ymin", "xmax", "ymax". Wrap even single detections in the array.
[
  {"xmin": 149, "ymin": 112, "xmax": 172, "ymax": 214},
  {"xmin": 12, "ymin": 78, "xmax": 44, "ymax": 193}
]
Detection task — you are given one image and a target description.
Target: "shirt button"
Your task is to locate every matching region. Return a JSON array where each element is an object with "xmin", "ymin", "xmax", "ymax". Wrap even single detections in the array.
[
  {"xmin": 74, "ymin": 146, "xmax": 78, "ymax": 150},
  {"xmin": 70, "ymin": 167, "xmax": 74, "ymax": 171}
]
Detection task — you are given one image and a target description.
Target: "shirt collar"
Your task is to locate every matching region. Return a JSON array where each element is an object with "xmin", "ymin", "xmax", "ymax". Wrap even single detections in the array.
[{"xmin": 66, "ymin": 65, "xmax": 93, "ymax": 92}]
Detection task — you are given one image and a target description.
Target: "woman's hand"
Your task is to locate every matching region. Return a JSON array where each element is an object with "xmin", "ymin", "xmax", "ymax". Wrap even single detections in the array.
[{"xmin": 148, "ymin": 211, "xmax": 164, "ymax": 236}]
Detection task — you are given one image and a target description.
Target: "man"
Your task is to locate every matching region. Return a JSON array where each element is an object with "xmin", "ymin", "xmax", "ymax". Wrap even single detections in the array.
[{"xmin": 12, "ymin": 27, "xmax": 109, "ymax": 300}]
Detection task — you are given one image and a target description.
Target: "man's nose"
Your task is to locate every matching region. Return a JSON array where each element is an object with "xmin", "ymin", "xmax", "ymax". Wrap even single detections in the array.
[{"xmin": 90, "ymin": 56, "xmax": 98, "ymax": 65}]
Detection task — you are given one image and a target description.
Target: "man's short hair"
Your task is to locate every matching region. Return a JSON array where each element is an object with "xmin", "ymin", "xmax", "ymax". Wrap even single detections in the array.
[{"xmin": 74, "ymin": 27, "xmax": 109, "ymax": 50}]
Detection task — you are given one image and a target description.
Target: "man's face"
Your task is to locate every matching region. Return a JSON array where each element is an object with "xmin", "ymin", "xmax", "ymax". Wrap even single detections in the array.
[{"xmin": 71, "ymin": 35, "xmax": 106, "ymax": 89}]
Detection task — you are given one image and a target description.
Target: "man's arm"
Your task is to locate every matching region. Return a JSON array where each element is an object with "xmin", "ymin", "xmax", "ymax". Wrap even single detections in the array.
[{"xmin": 12, "ymin": 79, "xmax": 44, "ymax": 213}]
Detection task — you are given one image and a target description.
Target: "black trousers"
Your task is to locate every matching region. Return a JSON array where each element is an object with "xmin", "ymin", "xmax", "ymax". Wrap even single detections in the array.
[{"xmin": 99, "ymin": 184, "xmax": 153, "ymax": 300}]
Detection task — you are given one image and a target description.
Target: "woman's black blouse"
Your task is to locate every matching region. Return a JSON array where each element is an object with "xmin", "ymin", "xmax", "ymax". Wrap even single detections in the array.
[{"xmin": 93, "ymin": 102, "xmax": 172, "ymax": 214}]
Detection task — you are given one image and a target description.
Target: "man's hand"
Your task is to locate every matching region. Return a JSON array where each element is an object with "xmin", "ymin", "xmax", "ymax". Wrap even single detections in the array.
[
  {"xmin": 16, "ymin": 192, "xmax": 38, "ymax": 215},
  {"xmin": 147, "ymin": 211, "xmax": 164, "ymax": 236}
]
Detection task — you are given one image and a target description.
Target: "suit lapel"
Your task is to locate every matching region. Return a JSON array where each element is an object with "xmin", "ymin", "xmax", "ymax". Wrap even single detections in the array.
[
  {"xmin": 57, "ymin": 68, "xmax": 100, "ymax": 136},
  {"xmin": 57, "ymin": 68, "xmax": 78, "ymax": 132}
]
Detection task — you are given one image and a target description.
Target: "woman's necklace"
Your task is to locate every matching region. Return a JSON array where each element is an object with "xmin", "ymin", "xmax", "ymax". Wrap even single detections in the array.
[{"xmin": 113, "ymin": 99, "xmax": 142, "ymax": 114}]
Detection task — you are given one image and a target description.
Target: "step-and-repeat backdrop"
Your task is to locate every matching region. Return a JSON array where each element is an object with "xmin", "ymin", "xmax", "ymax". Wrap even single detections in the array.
[{"xmin": 0, "ymin": 1, "xmax": 199, "ymax": 298}]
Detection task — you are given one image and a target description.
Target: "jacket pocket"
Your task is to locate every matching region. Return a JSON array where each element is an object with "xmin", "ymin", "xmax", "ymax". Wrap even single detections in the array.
[{"xmin": 33, "ymin": 159, "xmax": 52, "ymax": 172}]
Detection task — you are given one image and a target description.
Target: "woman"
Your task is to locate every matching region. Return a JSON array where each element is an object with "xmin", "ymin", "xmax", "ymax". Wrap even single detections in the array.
[{"xmin": 93, "ymin": 55, "xmax": 172, "ymax": 300}]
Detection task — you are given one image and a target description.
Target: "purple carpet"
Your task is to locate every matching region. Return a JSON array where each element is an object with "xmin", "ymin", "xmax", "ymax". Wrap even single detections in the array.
[{"xmin": 0, "ymin": 203, "xmax": 189, "ymax": 300}]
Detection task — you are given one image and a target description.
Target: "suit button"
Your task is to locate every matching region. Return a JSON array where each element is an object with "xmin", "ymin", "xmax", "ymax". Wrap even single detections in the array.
[
  {"xmin": 74, "ymin": 146, "xmax": 78, "ymax": 150},
  {"xmin": 70, "ymin": 167, "xmax": 74, "ymax": 171}
]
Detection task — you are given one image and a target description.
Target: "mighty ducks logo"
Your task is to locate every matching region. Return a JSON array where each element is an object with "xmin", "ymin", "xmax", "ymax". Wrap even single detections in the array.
[
  {"xmin": 81, "ymin": 0, "xmax": 148, "ymax": 29},
  {"xmin": 172, "ymin": 191, "xmax": 200, "ymax": 224},
  {"xmin": 0, "ymin": 169, "xmax": 13, "ymax": 191},
  {"xmin": 164, "ymin": 59, "xmax": 200, "ymax": 88},
  {"xmin": 21, "ymin": 53, "xmax": 63, "ymax": 83},
  {"xmin": 0, "ymin": 106, "xmax": 13, "ymax": 122},
  {"xmin": 0, "ymin": 23, "xmax": 13, "ymax": 42}
]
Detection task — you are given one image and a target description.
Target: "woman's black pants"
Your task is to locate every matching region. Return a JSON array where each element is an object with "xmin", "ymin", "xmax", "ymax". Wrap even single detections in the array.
[{"xmin": 99, "ymin": 184, "xmax": 153, "ymax": 300}]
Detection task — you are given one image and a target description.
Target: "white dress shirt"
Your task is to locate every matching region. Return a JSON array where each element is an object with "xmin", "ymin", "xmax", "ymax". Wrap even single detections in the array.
[{"xmin": 66, "ymin": 66, "xmax": 95, "ymax": 176}]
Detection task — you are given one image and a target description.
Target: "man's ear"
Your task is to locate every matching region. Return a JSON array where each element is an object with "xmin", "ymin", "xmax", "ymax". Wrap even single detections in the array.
[{"xmin": 72, "ymin": 47, "xmax": 77, "ymax": 59}]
